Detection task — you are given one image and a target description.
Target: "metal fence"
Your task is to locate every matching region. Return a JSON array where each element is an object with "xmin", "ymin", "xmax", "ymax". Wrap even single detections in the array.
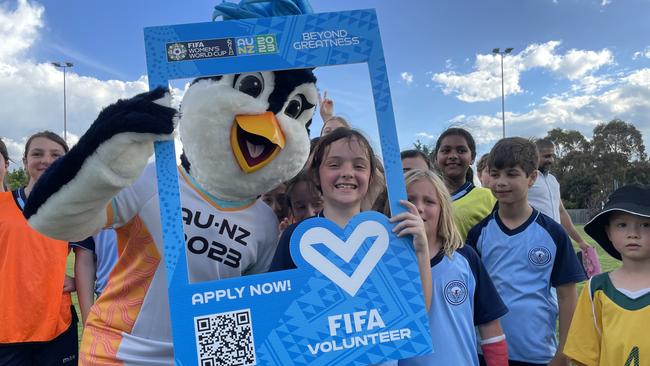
[{"xmin": 567, "ymin": 209, "xmax": 591, "ymax": 225}]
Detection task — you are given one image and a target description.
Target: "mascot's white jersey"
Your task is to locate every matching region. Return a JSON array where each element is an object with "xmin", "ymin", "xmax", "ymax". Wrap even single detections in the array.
[{"xmin": 80, "ymin": 163, "xmax": 279, "ymax": 365}]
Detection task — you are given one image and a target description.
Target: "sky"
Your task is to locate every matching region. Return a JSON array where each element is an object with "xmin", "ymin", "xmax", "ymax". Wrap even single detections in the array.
[{"xmin": 2, "ymin": 0, "xmax": 650, "ymax": 169}]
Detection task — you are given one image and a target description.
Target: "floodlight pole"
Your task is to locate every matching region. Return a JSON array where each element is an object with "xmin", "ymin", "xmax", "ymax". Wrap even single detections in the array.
[
  {"xmin": 492, "ymin": 48, "xmax": 513, "ymax": 138},
  {"xmin": 51, "ymin": 62, "xmax": 74, "ymax": 142}
]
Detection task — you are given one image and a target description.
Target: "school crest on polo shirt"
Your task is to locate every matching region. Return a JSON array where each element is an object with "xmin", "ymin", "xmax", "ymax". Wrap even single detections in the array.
[
  {"xmin": 528, "ymin": 247, "xmax": 552, "ymax": 266},
  {"xmin": 444, "ymin": 280, "xmax": 468, "ymax": 305}
]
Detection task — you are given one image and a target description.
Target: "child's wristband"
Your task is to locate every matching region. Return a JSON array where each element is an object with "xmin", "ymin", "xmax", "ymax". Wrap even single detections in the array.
[
  {"xmin": 479, "ymin": 334, "xmax": 505, "ymax": 345},
  {"xmin": 480, "ymin": 336, "xmax": 508, "ymax": 366}
]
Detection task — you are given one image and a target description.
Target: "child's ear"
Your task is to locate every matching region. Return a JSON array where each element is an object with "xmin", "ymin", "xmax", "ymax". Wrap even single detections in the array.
[{"xmin": 527, "ymin": 170, "xmax": 538, "ymax": 187}]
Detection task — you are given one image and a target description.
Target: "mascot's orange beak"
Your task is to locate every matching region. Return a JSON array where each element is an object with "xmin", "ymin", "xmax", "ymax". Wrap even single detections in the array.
[{"xmin": 231, "ymin": 112, "xmax": 286, "ymax": 174}]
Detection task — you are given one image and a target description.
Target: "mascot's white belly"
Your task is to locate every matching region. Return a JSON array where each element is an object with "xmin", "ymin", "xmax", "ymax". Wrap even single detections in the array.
[{"xmin": 83, "ymin": 163, "xmax": 279, "ymax": 363}]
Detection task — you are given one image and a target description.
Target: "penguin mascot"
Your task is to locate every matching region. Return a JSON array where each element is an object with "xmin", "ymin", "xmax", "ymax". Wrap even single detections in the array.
[{"xmin": 24, "ymin": 1, "xmax": 317, "ymax": 364}]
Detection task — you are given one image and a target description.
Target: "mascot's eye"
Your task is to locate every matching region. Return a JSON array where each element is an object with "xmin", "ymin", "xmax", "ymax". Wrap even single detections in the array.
[
  {"xmin": 284, "ymin": 94, "xmax": 315, "ymax": 119},
  {"xmin": 234, "ymin": 73, "xmax": 264, "ymax": 98}
]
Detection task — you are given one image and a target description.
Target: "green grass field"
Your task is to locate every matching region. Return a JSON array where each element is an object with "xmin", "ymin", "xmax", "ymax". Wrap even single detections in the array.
[{"xmin": 65, "ymin": 225, "xmax": 621, "ymax": 347}]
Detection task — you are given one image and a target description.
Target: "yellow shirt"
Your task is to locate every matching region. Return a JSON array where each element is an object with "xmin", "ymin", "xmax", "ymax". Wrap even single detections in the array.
[
  {"xmin": 564, "ymin": 273, "xmax": 649, "ymax": 366},
  {"xmin": 452, "ymin": 186, "xmax": 496, "ymax": 240}
]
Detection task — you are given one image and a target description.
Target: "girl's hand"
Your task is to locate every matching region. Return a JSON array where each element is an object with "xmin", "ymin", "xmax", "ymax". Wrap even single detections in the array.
[
  {"xmin": 389, "ymin": 200, "xmax": 433, "ymax": 311},
  {"xmin": 63, "ymin": 274, "xmax": 76, "ymax": 293},
  {"xmin": 278, "ymin": 217, "xmax": 291, "ymax": 240},
  {"xmin": 389, "ymin": 200, "xmax": 428, "ymax": 254},
  {"xmin": 319, "ymin": 90, "xmax": 334, "ymax": 122}
]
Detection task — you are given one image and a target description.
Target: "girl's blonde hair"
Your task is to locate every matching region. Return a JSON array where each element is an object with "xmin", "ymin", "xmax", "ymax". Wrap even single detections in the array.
[{"xmin": 404, "ymin": 169, "xmax": 463, "ymax": 257}]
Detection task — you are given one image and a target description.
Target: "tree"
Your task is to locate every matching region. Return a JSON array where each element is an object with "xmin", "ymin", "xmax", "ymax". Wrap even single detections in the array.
[
  {"xmin": 413, "ymin": 139, "xmax": 435, "ymax": 159},
  {"xmin": 561, "ymin": 169, "xmax": 599, "ymax": 209},
  {"xmin": 6, "ymin": 168, "xmax": 28, "ymax": 190},
  {"xmin": 546, "ymin": 119, "xmax": 648, "ymax": 211},
  {"xmin": 545, "ymin": 128, "xmax": 589, "ymax": 159},
  {"xmin": 592, "ymin": 119, "xmax": 647, "ymax": 161},
  {"xmin": 626, "ymin": 160, "xmax": 650, "ymax": 186},
  {"xmin": 554, "ymin": 149, "xmax": 596, "ymax": 206}
]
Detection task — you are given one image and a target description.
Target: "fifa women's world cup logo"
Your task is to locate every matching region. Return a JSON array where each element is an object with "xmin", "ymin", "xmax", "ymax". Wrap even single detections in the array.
[{"xmin": 167, "ymin": 43, "xmax": 188, "ymax": 61}]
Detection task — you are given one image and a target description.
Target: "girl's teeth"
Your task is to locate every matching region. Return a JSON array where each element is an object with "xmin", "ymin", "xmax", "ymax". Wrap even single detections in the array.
[{"xmin": 336, "ymin": 184, "xmax": 355, "ymax": 189}]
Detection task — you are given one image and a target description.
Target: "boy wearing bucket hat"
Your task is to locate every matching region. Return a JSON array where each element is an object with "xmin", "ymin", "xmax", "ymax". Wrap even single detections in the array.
[{"xmin": 564, "ymin": 184, "xmax": 650, "ymax": 366}]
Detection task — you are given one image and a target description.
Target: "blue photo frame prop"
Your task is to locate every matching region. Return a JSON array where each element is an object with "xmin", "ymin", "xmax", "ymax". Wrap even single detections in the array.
[{"xmin": 144, "ymin": 9, "xmax": 433, "ymax": 365}]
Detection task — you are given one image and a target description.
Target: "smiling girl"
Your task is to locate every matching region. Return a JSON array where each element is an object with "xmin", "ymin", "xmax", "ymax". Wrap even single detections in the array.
[
  {"xmin": 434, "ymin": 128, "xmax": 496, "ymax": 240},
  {"xmin": 0, "ymin": 131, "xmax": 78, "ymax": 365},
  {"xmin": 395, "ymin": 169, "xmax": 508, "ymax": 366},
  {"xmin": 269, "ymin": 129, "xmax": 431, "ymax": 304}
]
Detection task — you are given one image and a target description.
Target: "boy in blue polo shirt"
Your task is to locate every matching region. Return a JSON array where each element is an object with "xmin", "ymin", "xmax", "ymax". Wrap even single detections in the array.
[{"xmin": 467, "ymin": 137, "xmax": 586, "ymax": 366}]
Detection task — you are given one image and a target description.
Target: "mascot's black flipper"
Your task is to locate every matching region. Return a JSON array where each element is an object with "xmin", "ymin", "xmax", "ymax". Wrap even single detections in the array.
[{"xmin": 25, "ymin": 87, "xmax": 177, "ymax": 241}]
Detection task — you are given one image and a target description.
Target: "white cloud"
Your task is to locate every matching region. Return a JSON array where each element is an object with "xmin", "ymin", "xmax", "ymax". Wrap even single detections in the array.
[
  {"xmin": 624, "ymin": 68, "xmax": 650, "ymax": 87},
  {"xmin": 632, "ymin": 47, "xmax": 650, "ymax": 60},
  {"xmin": 555, "ymin": 48, "xmax": 613, "ymax": 80},
  {"xmin": 0, "ymin": 61, "xmax": 150, "ymax": 141},
  {"xmin": 570, "ymin": 74, "xmax": 615, "ymax": 94},
  {"xmin": 432, "ymin": 41, "xmax": 613, "ymax": 103},
  {"xmin": 401, "ymin": 72, "xmax": 413, "ymax": 86},
  {"xmin": 444, "ymin": 59, "xmax": 454, "ymax": 70},
  {"xmin": 415, "ymin": 132, "xmax": 434, "ymax": 139},
  {"xmin": 447, "ymin": 68, "xmax": 650, "ymax": 147},
  {"xmin": 0, "ymin": 0, "xmax": 189, "ymax": 152},
  {"xmin": 0, "ymin": 0, "xmax": 43, "ymax": 63},
  {"xmin": 601, "ymin": 0, "xmax": 611, "ymax": 5}
]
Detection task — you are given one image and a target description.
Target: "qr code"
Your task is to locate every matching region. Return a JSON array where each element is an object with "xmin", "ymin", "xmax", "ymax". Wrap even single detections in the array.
[{"xmin": 195, "ymin": 309, "xmax": 256, "ymax": 366}]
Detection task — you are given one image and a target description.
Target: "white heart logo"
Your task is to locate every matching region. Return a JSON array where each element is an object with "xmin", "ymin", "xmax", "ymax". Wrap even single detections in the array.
[{"xmin": 299, "ymin": 220, "xmax": 389, "ymax": 296}]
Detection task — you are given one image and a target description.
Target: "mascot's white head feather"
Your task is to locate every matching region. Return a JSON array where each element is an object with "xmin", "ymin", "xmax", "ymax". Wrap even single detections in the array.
[{"xmin": 179, "ymin": 70, "xmax": 317, "ymax": 201}]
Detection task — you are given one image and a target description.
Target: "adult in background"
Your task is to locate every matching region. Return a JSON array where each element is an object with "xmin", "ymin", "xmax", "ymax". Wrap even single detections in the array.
[{"xmin": 529, "ymin": 138, "xmax": 601, "ymax": 277}]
